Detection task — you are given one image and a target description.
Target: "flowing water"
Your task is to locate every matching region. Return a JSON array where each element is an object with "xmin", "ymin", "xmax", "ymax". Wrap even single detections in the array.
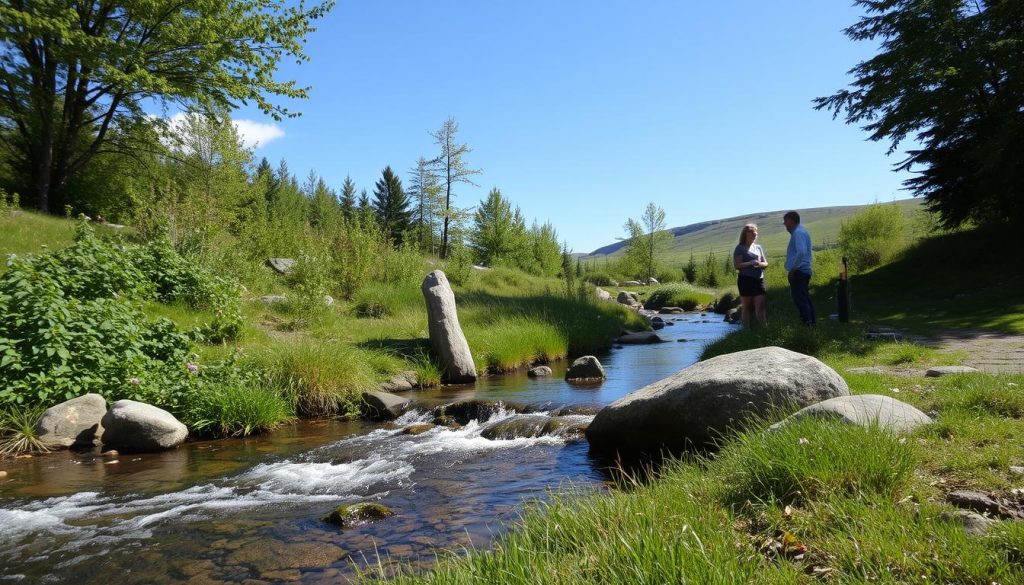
[{"xmin": 0, "ymin": 316, "xmax": 735, "ymax": 584}]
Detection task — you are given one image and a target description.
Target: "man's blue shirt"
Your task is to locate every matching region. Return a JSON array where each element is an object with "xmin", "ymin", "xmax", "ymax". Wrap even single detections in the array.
[{"xmin": 785, "ymin": 224, "xmax": 813, "ymax": 275}]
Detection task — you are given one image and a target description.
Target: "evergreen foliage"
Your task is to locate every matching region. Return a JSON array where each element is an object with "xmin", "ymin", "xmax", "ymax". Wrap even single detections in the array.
[
  {"xmin": 372, "ymin": 166, "xmax": 412, "ymax": 244},
  {"xmin": 816, "ymin": 0, "xmax": 1024, "ymax": 228},
  {"xmin": 469, "ymin": 188, "xmax": 528, "ymax": 268},
  {"xmin": 428, "ymin": 117, "xmax": 481, "ymax": 258}
]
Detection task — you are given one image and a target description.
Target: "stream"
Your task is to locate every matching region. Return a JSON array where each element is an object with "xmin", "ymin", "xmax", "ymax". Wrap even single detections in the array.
[{"xmin": 0, "ymin": 315, "xmax": 735, "ymax": 584}]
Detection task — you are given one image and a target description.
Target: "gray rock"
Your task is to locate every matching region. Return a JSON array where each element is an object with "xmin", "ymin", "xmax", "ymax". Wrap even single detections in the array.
[
  {"xmin": 361, "ymin": 391, "xmax": 411, "ymax": 421},
  {"xmin": 1010, "ymin": 466, "xmax": 1024, "ymax": 476},
  {"xmin": 615, "ymin": 331, "xmax": 663, "ymax": 344},
  {"xmin": 35, "ymin": 393, "xmax": 107, "ymax": 448},
  {"xmin": 940, "ymin": 510, "xmax": 996, "ymax": 536},
  {"xmin": 379, "ymin": 371, "xmax": 418, "ymax": 393},
  {"xmin": 422, "ymin": 270, "xmax": 476, "ymax": 383},
  {"xmin": 659, "ymin": 307, "xmax": 685, "ymax": 314},
  {"xmin": 945, "ymin": 490, "xmax": 1023, "ymax": 519},
  {"xmin": 528, "ymin": 366, "xmax": 553, "ymax": 378},
  {"xmin": 770, "ymin": 394, "xmax": 932, "ymax": 434},
  {"xmin": 623, "ymin": 280, "xmax": 642, "ymax": 287},
  {"xmin": 266, "ymin": 258, "xmax": 296, "ymax": 274},
  {"xmin": 925, "ymin": 366, "xmax": 979, "ymax": 377},
  {"xmin": 565, "ymin": 356, "xmax": 606, "ymax": 382},
  {"xmin": 616, "ymin": 291, "xmax": 637, "ymax": 306},
  {"xmin": 650, "ymin": 316, "xmax": 665, "ymax": 330},
  {"xmin": 402, "ymin": 423, "xmax": 434, "ymax": 435},
  {"xmin": 645, "ymin": 277, "xmax": 659, "ymax": 285},
  {"xmin": 260, "ymin": 294, "xmax": 287, "ymax": 304},
  {"xmin": 595, "ymin": 288, "xmax": 612, "ymax": 301},
  {"xmin": 101, "ymin": 400, "xmax": 188, "ymax": 452},
  {"xmin": 541, "ymin": 416, "xmax": 590, "ymax": 440},
  {"xmin": 323, "ymin": 294, "xmax": 335, "ymax": 307},
  {"xmin": 586, "ymin": 346, "xmax": 850, "ymax": 452},
  {"xmin": 480, "ymin": 415, "xmax": 550, "ymax": 440},
  {"xmin": 551, "ymin": 405, "xmax": 601, "ymax": 416}
]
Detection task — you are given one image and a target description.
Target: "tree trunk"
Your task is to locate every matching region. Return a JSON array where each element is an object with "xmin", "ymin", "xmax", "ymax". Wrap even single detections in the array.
[{"xmin": 441, "ymin": 172, "xmax": 451, "ymax": 259}]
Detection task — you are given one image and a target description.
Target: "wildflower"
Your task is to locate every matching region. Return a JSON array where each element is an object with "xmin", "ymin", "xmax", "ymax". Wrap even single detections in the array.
[
  {"xmin": 797, "ymin": 438, "xmax": 809, "ymax": 446},
  {"xmin": 129, "ymin": 377, "xmax": 141, "ymax": 385},
  {"xmin": 186, "ymin": 362, "xmax": 199, "ymax": 373}
]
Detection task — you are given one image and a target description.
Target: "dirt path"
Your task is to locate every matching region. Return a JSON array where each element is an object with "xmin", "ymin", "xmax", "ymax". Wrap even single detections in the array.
[
  {"xmin": 865, "ymin": 326, "xmax": 1024, "ymax": 374},
  {"xmin": 928, "ymin": 329, "xmax": 1024, "ymax": 375}
]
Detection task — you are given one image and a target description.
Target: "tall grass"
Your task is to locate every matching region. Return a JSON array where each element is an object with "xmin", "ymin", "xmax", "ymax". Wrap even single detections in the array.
[
  {"xmin": 465, "ymin": 317, "xmax": 565, "ymax": 372},
  {"xmin": 0, "ymin": 405, "xmax": 50, "ymax": 456},
  {"xmin": 248, "ymin": 341, "xmax": 379, "ymax": 417},
  {"xmin": 186, "ymin": 383, "xmax": 294, "ymax": 438}
]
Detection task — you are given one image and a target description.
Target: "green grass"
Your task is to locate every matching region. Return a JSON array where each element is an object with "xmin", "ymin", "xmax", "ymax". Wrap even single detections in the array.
[
  {"xmin": 851, "ymin": 223, "xmax": 1023, "ymax": 334},
  {"xmin": 186, "ymin": 382, "xmax": 294, "ymax": 438}
]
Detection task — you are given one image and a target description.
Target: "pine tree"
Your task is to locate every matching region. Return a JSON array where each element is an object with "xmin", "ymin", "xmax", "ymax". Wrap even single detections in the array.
[
  {"xmin": 340, "ymin": 175, "xmax": 357, "ymax": 219},
  {"xmin": 371, "ymin": 166, "xmax": 412, "ymax": 244},
  {"xmin": 683, "ymin": 251, "xmax": 698, "ymax": 283},
  {"xmin": 469, "ymin": 187, "xmax": 528, "ymax": 267},
  {"xmin": 429, "ymin": 117, "xmax": 481, "ymax": 258}
]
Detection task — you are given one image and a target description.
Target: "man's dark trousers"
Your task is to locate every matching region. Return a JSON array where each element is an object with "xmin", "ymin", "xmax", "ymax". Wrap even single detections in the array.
[{"xmin": 788, "ymin": 270, "xmax": 816, "ymax": 325}]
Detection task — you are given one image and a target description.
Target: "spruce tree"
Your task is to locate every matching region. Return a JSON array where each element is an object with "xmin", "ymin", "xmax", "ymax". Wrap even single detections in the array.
[
  {"xmin": 340, "ymin": 175, "xmax": 357, "ymax": 219},
  {"xmin": 371, "ymin": 166, "xmax": 412, "ymax": 244}
]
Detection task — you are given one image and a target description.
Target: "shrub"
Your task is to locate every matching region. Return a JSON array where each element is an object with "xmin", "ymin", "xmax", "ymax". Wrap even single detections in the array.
[
  {"xmin": 585, "ymin": 271, "xmax": 616, "ymax": 287},
  {"xmin": 839, "ymin": 202, "xmax": 908, "ymax": 272},
  {"xmin": 644, "ymin": 283, "xmax": 717, "ymax": 310},
  {"xmin": 0, "ymin": 404, "xmax": 50, "ymax": 455}
]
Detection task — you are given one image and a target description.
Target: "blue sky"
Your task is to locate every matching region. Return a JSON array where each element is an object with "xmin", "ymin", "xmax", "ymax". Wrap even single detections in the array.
[{"xmin": 232, "ymin": 1, "xmax": 910, "ymax": 254}]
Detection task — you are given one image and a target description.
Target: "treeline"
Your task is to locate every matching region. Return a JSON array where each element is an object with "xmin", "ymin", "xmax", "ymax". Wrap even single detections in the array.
[{"xmin": 0, "ymin": 111, "xmax": 568, "ymax": 285}]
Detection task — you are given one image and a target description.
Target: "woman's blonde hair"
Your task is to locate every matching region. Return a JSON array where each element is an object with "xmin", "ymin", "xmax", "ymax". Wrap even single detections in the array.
[{"xmin": 738, "ymin": 223, "xmax": 758, "ymax": 246}]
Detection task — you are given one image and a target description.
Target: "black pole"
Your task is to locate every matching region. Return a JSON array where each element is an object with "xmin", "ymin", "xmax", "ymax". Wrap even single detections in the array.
[{"xmin": 837, "ymin": 256, "xmax": 850, "ymax": 323}]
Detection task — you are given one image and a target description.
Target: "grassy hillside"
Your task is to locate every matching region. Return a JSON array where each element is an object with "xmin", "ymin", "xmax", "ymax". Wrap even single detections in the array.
[{"xmin": 584, "ymin": 198, "xmax": 923, "ymax": 263}]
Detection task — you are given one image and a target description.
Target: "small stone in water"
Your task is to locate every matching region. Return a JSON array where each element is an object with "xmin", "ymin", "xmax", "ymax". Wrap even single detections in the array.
[
  {"xmin": 103, "ymin": 449, "xmax": 119, "ymax": 457},
  {"xmin": 105, "ymin": 459, "xmax": 119, "ymax": 465},
  {"xmin": 0, "ymin": 470, "xmax": 7, "ymax": 478},
  {"xmin": 322, "ymin": 502, "xmax": 395, "ymax": 528}
]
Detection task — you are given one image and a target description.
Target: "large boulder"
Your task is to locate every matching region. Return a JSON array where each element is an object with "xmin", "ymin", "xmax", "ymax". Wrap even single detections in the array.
[
  {"xmin": 35, "ymin": 393, "xmax": 107, "ymax": 448},
  {"xmin": 361, "ymin": 391, "xmax": 411, "ymax": 420},
  {"xmin": 421, "ymin": 270, "xmax": 476, "ymax": 383},
  {"xmin": 616, "ymin": 291, "xmax": 637, "ymax": 306},
  {"xmin": 586, "ymin": 346, "xmax": 850, "ymax": 452},
  {"xmin": 769, "ymin": 394, "xmax": 932, "ymax": 434},
  {"xmin": 595, "ymin": 288, "xmax": 612, "ymax": 302},
  {"xmin": 101, "ymin": 400, "xmax": 188, "ymax": 453},
  {"xmin": 565, "ymin": 356, "xmax": 605, "ymax": 382}
]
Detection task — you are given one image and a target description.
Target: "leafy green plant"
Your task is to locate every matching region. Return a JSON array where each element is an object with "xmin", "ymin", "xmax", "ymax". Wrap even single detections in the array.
[
  {"xmin": 187, "ymin": 383, "xmax": 293, "ymax": 438},
  {"xmin": 839, "ymin": 202, "xmax": 908, "ymax": 272}
]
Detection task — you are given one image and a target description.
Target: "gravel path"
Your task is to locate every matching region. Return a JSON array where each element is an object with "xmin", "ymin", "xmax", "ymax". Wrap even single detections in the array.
[{"xmin": 863, "ymin": 326, "xmax": 1024, "ymax": 375}]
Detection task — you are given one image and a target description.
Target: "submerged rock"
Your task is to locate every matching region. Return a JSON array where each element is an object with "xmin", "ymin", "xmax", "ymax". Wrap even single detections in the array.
[
  {"xmin": 480, "ymin": 415, "xmax": 550, "ymax": 440},
  {"xmin": 35, "ymin": 393, "xmax": 107, "ymax": 448},
  {"xmin": 565, "ymin": 356, "xmax": 605, "ymax": 383},
  {"xmin": 615, "ymin": 332, "xmax": 662, "ymax": 344},
  {"xmin": 586, "ymin": 346, "xmax": 850, "ymax": 453},
  {"xmin": 101, "ymin": 400, "xmax": 188, "ymax": 453},
  {"xmin": 433, "ymin": 400, "xmax": 525, "ymax": 425},
  {"xmin": 402, "ymin": 424, "xmax": 434, "ymax": 435},
  {"xmin": 227, "ymin": 539, "xmax": 345, "ymax": 570},
  {"xmin": 528, "ymin": 366, "xmax": 553, "ymax": 378},
  {"xmin": 422, "ymin": 270, "xmax": 476, "ymax": 383},
  {"xmin": 322, "ymin": 502, "xmax": 395, "ymax": 528}
]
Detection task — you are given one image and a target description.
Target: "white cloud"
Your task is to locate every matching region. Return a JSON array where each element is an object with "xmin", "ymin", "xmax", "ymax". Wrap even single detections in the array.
[{"xmin": 232, "ymin": 118, "xmax": 285, "ymax": 149}]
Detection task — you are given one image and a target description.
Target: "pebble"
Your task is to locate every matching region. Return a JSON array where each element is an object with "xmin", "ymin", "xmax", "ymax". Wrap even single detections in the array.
[
  {"xmin": 0, "ymin": 470, "xmax": 7, "ymax": 478},
  {"xmin": 103, "ymin": 449, "xmax": 119, "ymax": 458},
  {"xmin": 105, "ymin": 460, "xmax": 119, "ymax": 465}
]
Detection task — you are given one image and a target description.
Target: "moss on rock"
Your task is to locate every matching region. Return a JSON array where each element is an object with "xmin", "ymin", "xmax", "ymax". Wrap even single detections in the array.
[{"xmin": 321, "ymin": 502, "xmax": 395, "ymax": 528}]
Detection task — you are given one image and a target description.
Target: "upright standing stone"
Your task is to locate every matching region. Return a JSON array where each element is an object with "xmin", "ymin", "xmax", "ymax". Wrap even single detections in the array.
[{"xmin": 422, "ymin": 270, "xmax": 476, "ymax": 383}]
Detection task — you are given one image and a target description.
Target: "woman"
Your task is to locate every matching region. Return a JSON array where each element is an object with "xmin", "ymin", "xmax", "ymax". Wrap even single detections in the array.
[{"xmin": 733, "ymin": 223, "xmax": 767, "ymax": 328}]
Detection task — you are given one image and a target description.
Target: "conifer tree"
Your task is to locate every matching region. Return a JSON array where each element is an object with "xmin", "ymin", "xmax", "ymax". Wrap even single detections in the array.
[
  {"xmin": 340, "ymin": 175, "xmax": 357, "ymax": 219},
  {"xmin": 429, "ymin": 117, "xmax": 481, "ymax": 258},
  {"xmin": 371, "ymin": 166, "xmax": 412, "ymax": 244}
]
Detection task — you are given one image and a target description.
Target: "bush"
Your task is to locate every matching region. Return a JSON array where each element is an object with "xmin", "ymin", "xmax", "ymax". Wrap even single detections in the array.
[
  {"xmin": 585, "ymin": 271, "xmax": 616, "ymax": 287},
  {"xmin": 839, "ymin": 202, "xmax": 908, "ymax": 272},
  {"xmin": 644, "ymin": 283, "xmax": 717, "ymax": 311}
]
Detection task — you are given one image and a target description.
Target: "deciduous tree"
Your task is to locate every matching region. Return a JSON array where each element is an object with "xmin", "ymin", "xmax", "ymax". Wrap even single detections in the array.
[{"xmin": 429, "ymin": 117, "xmax": 481, "ymax": 259}]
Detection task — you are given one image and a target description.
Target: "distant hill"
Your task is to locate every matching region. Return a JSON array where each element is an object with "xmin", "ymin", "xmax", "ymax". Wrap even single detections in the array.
[{"xmin": 582, "ymin": 199, "xmax": 923, "ymax": 264}]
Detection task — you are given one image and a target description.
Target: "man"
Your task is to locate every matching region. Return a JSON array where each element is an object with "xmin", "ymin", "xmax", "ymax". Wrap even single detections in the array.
[{"xmin": 783, "ymin": 210, "xmax": 815, "ymax": 325}]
